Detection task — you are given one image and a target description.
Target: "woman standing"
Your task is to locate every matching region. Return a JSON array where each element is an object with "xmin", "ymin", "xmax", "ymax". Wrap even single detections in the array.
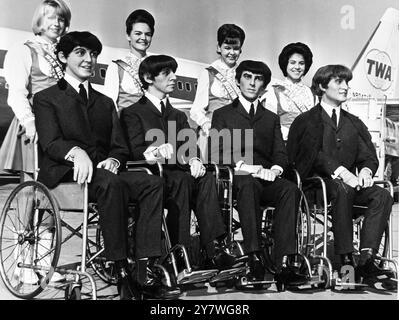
[
  {"xmin": 0, "ymin": 0, "xmax": 71, "ymax": 174},
  {"xmin": 104, "ymin": 9, "xmax": 155, "ymax": 115},
  {"xmin": 261, "ymin": 42, "xmax": 315, "ymax": 140},
  {"xmin": 189, "ymin": 24, "xmax": 245, "ymax": 159}
]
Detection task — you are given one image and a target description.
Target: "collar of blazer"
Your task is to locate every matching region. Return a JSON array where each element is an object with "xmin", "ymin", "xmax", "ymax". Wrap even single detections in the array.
[
  {"xmin": 232, "ymin": 98, "xmax": 265, "ymax": 122},
  {"xmin": 301, "ymin": 103, "xmax": 375, "ymax": 155},
  {"xmin": 140, "ymin": 95, "xmax": 172, "ymax": 118},
  {"xmin": 58, "ymin": 77, "xmax": 100, "ymax": 108}
]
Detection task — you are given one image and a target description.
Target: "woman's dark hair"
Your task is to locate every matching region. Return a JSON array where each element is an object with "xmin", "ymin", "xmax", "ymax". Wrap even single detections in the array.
[
  {"xmin": 126, "ymin": 9, "xmax": 155, "ymax": 35},
  {"xmin": 217, "ymin": 24, "xmax": 245, "ymax": 47},
  {"xmin": 278, "ymin": 42, "xmax": 313, "ymax": 77}
]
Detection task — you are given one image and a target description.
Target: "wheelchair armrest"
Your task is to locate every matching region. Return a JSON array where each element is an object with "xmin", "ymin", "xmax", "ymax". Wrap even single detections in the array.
[
  {"xmin": 126, "ymin": 160, "xmax": 163, "ymax": 177},
  {"xmin": 208, "ymin": 163, "xmax": 234, "ymax": 182},
  {"xmin": 373, "ymin": 180, "xmax": 394, "ymax": 197}
]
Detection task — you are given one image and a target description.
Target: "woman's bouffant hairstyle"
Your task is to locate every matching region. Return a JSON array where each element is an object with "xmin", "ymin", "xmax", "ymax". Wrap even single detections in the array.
[
  {"xmin": 126, "ymin": 9, "xmax": 155, "ymax": 36},
  {"xmin": 311, "ymin": 64, "xmax": 352, "ymax": 97},
  {"xmin": 216, "ymin": 23, "xmax": 245, "ymax": 53},
  {"xmin": 278, "ymin": 42, "xmax": 313, "ymax": 77},
  {"xmin": 32, "ymin": 0, "xmax": 71, "ymax": 36}
]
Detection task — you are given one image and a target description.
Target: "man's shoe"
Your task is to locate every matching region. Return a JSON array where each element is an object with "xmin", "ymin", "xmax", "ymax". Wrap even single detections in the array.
[
  {"xmin": 340, "ymin": 253, "xmax": 356, "ymax": 267},
  {"xmin": 355, "ymin": 258, "xmax": 394, "ymax": 280},
  {"xmin": 117, "ymin": 267, "xmax": 136, "ymax": 300},
  {"xmin": 274, "ymin": 265, "xmax": 308, "ymax": 287},
  {"xmin": 247, "ymin": 252, "xmax": 265, "ymax": 282},
  {"xmin": 212, "ymin": 249, "xmax": 237, "ymax": 270},
  {"xmin": 134, "ymin": 264, "xmax": 181, "ymax": 300}
]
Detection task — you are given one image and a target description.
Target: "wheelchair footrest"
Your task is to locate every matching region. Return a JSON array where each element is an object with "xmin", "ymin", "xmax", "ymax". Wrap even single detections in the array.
[
  {"xmin": 236, "ymin": 276, "xmax": 275, "ymax": 289},
  {"xmin": 209, "ymin": 267, "xmax": 247, "ymax": 284},
  {"xmin": 177, "ymin": 268, "xmax": 219, "ymax": 285}
]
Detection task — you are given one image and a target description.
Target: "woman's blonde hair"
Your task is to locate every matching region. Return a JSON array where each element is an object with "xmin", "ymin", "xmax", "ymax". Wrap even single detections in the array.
[{"xmin": 32, "ymin": 0, "xmax": 71, "ymax": 36}]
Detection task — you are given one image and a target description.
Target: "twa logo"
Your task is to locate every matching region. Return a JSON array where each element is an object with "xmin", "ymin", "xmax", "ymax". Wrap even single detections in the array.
[{"xmin": 365, "ymin": 49, "xmax": 393, "ymax": 91}]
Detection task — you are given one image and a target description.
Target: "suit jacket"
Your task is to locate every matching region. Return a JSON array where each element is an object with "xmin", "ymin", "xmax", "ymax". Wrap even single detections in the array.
[
  {"xmin": 211, "ymin": 98, "xmax": 288, "ymax": 170},
  {"xmin": 120, "ymin": 95, "xmax": 198, "ymax": 169},
  {"xmin": 33, "ymin": 78, "xmax": 129, "ymax": 188},
  {"xmin": 286, "ymin": 103, "xmax": 378, "ymax": 179}
]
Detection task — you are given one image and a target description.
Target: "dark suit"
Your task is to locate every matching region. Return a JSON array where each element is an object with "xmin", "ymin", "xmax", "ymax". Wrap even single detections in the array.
[
  {"xmin": 211, "ymin": 98, "xmax": 300, "ymax": 262},
  {"xmin": 33, "ymin": 79, "xmax": 164, "ymax": 260},
  {"xmin": 287, "ymin": 103, "xmax": 393, "ymax": 254},
  {"xmin": 120, "ymin": 96, "xmax": 225, "ymax": 250}
]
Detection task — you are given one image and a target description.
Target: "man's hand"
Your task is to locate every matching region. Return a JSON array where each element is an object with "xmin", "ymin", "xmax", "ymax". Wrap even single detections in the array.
[
  {"xmin": 253, "ymin": 168, "xmax": 277, "ymax": 181},
  {"xmin": 97, "ymin": 158, "xmax": 118, "ymax": 175},
  {"xmin": 73, "ymin": 148, "xmax": 93, "ymax": 184},
  {"xmin": 202, "ymin": 122, "xmax": 211, "ymax": 136},
  {"xmin": 339, "ymin": 168, "xmax": 359, "ymax": 189},
  {"xmin": 358, "ymin": 168, "xmax": 374, "ymax": 188},
  {"xmin": 190, "ymin": 158, "xmax": 206, "ymax": 178},
  {"xmin": 24, "ymin": 118, "xmax": 37, "ymax": 143},
  {"xmin": 156, "ymin": 143, "xmax": 174, "ymax": 160}
]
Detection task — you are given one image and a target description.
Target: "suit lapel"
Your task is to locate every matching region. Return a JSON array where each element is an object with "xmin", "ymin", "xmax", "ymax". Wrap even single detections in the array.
[
  {"xmin": 87, "ymin": 83, "xmax": 100, "ymax": 109},
  {"xmin": 252, "ymin": 102, "xmax": 265, "ymax": 123},
  {"xmin": 233, "ymin": 99, "xmax": 251, "ymax": 121},
  {"xmin": 320, "ymin": 106, "xmax": 337, "ymax": 130},
  {"xmin": 141, "ymin": 96, "xmax": 163, "ymax": 117}
]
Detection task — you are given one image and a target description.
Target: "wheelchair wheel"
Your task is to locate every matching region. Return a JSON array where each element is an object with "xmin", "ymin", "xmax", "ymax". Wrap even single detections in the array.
[
  {"xmin": 64, "ymin": 283, "xmax": 82, "ymax": 300},
  {"xmin": 86, "ymin": 208, "xmax": 118, "ymax": 285},
  {"xmin": 297, "ymin": 190, "xmax": 311, "ymax": 256},
  {"xmin": 0, "ymin": 181, "xmax": 61, "ymax": 299}
]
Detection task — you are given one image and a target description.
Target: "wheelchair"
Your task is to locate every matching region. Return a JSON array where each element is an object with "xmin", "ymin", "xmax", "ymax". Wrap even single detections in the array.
[
  {"xmin": 301, "ymin": 175, "xmax": 398, "ymax": 291},
  {"xmin": 0, "ymin": 149, "xmax": 179, "ymax": 300},
  {"xmin": 85, "ymin": 161, "xmax": 224, "ymax": 293},
  {"xmin": 208, "ymin": 165, "xmax": 334, "ymax": 292}
]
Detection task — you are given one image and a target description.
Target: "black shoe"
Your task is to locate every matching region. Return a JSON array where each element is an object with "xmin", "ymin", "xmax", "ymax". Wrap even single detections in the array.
[
  {"xmin": 135, "ymin": 266, "xmax": 181, "ymax": 300},
  {"xmin": 355, "ymin": 258, "xmax": 394, "ymax": 280},
  {"xmin": 212, "ymin": 248, "xmax": 238, "ymax": 270},
  {"xmin": 340, "ymin": 253, "xmax": 356, "ymax": 267},
  {"xmin": 117, "ymin": 267, "xmax": 136, "ymax": 300},
  {"xmin": 247, "ymin": 252, "xmax": 265, "ymax": 282},
  {"xmin": 274, "ymin": 265, "xmax": 308, "ymax": 287}
]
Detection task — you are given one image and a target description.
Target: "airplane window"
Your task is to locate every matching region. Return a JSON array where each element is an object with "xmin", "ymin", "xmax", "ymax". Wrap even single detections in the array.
[
  {"xmin": 177, "ymin": 81, "xmax": 183, "ymax": 90},
  {"xmin": 185, "ymin": 82, "xmax": 191, "ymax": 91},
  {"xmin": 194, "ymin": 83, "xmax": 198, "ymax": 90},
  {"xmin": 100, "ymin": 68, "xmax": 106, "ymax": 79}
]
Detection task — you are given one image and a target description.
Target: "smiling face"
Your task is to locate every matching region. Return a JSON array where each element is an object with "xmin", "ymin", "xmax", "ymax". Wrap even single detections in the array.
[
  {"xmin": 217, "ymin": 39, "xmax": 242, "ymax": 68},
  {"xmin": 321, "ymin": 77, "xmax": 349, "ymax": 106},
  {"xmin": 237, "ymin": 71, "xmax": 265, "ymax": 102},
  {"xmin": 286, "ymin": 53, "xmax": 306, "ymax": 83},
  {"xmin": 59, "ymin": 46, "xmax": 98, "ymax": 82},
  {"xmin": 39, "ymin": 5, "xmax": 66, "ymax": 43},
  {"xmin": 127, "ymin": 22, "xmax": 153, "ymax": 57}
]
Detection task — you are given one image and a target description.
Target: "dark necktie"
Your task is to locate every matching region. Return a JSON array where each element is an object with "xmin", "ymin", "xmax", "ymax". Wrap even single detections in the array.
[
  {"xmin": 160, "ymin": 100, "xmax": 166, "ymax": 117},
  {"xmin": 331, "ymin": 108, "xmax": 337, "ymax": 127},
  {"xmin": 79, "ymin": 83, "xmax": 88, "ymax": 105},
  {"xmin": 249, "ymin": 103, "xmax": 255, "ymax": 120}
]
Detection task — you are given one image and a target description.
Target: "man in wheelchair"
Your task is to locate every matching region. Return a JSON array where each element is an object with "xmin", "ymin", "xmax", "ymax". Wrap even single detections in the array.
[
  {"xmin": 210, "ymin": 60, "xmax": 309, "ymax": 287},
  {"xmin": 287, "ymin": 64, "xmax": 394, "ymax": 282},
  {"xmin": 33, "ymin": 31, "xmax": 179, "ymax": 300},
  {"xmin": 120, "ymin": 55, "xmax": 237, "ymax": 272}
]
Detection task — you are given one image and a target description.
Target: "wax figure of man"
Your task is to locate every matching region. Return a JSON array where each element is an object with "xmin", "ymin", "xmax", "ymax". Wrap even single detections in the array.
[
  {"xmin": 210, "ymin": 60, "xmax": 308, "ymax": 286},
  {"xmin": 120, "ymin": 55, "xmax": 237, "ymax": 270},
  {"xmin": 287, "ymin": 64, "xmax": 394, "ymax": 280},
  {"xmin": 33, "ymin": 31, "xmax": 180, "ymax": 300}
]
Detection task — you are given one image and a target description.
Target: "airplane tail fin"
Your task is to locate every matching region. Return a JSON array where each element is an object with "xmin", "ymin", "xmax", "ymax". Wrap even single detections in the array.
[{"xmin": 349, "ymin": 8, "xmax": 399, "ymax": 99}]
